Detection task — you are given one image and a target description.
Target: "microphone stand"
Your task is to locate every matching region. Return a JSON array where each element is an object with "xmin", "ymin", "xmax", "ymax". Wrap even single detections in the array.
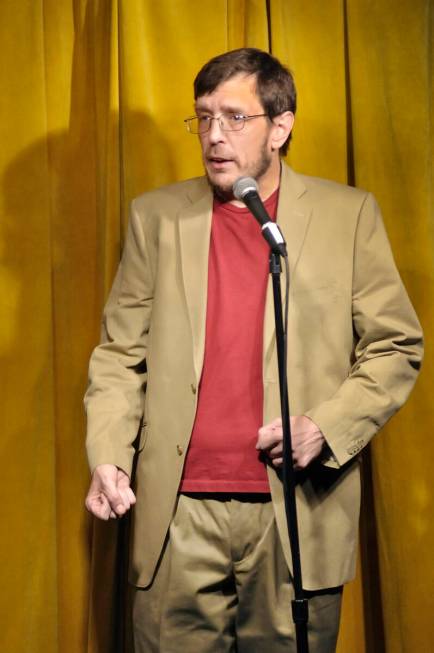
[{"xmin": 270, "ymin": 250, "xmax": 309, "ymax": 653}]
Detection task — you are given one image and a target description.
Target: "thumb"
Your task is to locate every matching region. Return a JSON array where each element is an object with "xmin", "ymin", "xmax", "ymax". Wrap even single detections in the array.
[{"xmin": 99, "ymin": 468, "xmax": 127, "ymax": 515}]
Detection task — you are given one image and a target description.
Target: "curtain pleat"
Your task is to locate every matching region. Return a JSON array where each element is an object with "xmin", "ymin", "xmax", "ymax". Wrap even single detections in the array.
[
  {"xmin": 1, "ymin": 1, "xmax": 58, "ymax": 651},
  {"xmin": 346, "ymin": 2, "xmax": 434, "ymax": 651},
  {"xmin": 0, "ymin": 1, "xmax": 432, "ymax": 651}
]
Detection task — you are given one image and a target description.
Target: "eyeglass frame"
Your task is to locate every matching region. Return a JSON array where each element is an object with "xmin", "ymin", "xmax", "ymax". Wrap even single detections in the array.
[{"xmin": 183, "ymin": 112, "xmax": 269, "ymax": 134}]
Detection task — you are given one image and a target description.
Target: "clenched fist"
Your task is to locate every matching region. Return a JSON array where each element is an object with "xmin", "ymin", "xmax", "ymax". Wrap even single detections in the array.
[
  {"xmin": 257, "ymin": 415, "xmax": 325, "ymax": 470},
  {"xmin": 85, "ymin": 464, "xmax": 136, "ymax": 520}
]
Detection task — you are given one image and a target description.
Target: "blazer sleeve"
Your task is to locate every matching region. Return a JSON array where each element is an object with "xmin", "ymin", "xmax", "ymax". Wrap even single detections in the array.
[
  {"xmin": 305, "ymin": 192, "xmax": 423, "ymax": 467},
  {"xmin": 84, "ymin": 199, "xmax": 156, "ymax": 476}
]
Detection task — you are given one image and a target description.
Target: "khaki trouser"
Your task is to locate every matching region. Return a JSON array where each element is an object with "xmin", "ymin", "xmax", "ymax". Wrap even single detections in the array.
[{"xmin": 133, "ymin": 494, "xmax": 342, "ymax": 653}]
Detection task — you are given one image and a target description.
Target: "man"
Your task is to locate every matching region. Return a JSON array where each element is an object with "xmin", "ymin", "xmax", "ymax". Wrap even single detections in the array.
[{"xmin": 84, "ymin": 49, "xmax": 423, "ymax": 652}]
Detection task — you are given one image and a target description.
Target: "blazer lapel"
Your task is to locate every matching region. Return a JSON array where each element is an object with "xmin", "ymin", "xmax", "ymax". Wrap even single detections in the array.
[
  {"xmin": 178, "ymin": 184, "xmax": 213, "ymax": 382},
  {"xmin": 263, "ymin": 164, "xmax": 312, "ymax": 366}
]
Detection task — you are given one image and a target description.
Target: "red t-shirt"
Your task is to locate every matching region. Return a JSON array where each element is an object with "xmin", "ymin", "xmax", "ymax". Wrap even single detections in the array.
[{"xmin": 179, "ymin": 188, "xmax": 279, "ymax": 493}]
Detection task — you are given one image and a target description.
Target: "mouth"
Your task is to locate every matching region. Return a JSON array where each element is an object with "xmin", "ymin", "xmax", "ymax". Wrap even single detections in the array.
[{"xmin": 207, "ymin": 156, "xmax": 234, "ymax": 170}]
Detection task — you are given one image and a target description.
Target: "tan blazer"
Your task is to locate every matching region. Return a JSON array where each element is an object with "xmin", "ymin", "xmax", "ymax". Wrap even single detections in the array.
[{"xmin": 85, "ymin": 163, "xmax": 423, "ymax": 590}]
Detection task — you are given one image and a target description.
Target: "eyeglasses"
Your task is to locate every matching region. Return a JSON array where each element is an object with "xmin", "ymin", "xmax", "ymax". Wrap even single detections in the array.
[{"xmin": 184, "ymin": 112, "xmax": 268, "ymax": 134}]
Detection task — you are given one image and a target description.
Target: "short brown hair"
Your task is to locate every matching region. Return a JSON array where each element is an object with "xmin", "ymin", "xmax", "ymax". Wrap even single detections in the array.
[{"xmin": 194, "ymin": 48, "xmax": 296, "ymax": 155}]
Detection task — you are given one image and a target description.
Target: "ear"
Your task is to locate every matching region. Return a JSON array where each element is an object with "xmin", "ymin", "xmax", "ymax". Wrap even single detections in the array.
[{"xmin": 270, "ymin": 111, "xmax": 294, "ymax": 150}]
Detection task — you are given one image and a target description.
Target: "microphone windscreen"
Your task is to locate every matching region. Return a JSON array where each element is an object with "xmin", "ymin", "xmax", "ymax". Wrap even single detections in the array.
[{"xmin": 233, "ymin": 176, "xmax": 258, "ymax": 200}]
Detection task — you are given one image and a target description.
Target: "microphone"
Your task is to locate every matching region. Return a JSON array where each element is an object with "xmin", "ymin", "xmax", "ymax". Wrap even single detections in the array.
[{"xmin": 232, "ymin": 177, "xmax": 287, "ymax": 257}]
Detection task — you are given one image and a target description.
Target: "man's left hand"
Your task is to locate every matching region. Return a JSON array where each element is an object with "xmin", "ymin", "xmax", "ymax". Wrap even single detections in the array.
[{"xmin": 257, "ymin": 415, "xmax": 325, "ymax": 470}]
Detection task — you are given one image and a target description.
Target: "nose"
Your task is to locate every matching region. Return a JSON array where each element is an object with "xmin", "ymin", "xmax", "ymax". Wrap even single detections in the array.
[{"xmin": 207, "ymin": 117, "xmax": 226, "ymax": 144}]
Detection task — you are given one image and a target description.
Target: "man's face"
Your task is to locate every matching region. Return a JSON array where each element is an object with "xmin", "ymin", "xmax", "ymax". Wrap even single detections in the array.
[{"xmin": 195, "ymin": 74, "xmax": 280, "ymax": 199}]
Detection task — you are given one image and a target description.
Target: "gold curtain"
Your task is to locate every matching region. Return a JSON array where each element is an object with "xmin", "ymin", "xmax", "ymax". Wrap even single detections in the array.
[{"xmin": 0, "ymin": 1, "xmax": 432, "ymax": 651}]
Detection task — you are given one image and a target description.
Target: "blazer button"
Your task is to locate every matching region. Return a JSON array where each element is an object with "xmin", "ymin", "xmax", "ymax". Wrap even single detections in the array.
[
  {"xmin": 190, "ymin": 383, "xmax": 197, "ymax": 395},
  {"xmin": 176, "ymin": 445, "xmax": 184, "ymax": 456}
]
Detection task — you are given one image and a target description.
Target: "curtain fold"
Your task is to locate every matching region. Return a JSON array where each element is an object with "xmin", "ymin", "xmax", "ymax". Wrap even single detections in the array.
[
  {"xmin": 1, "ymin": 1, "xmax": 58, "ymax": 650},
  {"xmin": 0, "ymin": 1, "xmax": 432, "ymax": 651},
  {"xmin": 345, "ymin": 2, "xmax": 434, "ymax": 651}
]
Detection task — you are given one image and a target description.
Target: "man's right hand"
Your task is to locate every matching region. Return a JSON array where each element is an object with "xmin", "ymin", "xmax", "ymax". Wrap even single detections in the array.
[{"xmin": 85, "ymin": 464, "xmax": 136, "ymax": 520}]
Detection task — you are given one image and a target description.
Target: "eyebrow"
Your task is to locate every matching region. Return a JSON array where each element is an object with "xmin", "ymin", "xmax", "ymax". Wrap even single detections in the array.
[{"xmin": 194, "ymin": 102, "xmax": 248, "ymax": 115}]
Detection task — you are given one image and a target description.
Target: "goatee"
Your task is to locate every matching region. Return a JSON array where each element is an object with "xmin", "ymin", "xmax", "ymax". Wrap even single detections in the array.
[
  {"xmin": 204, "ymin": 140, "xmax": 273, "ymax": 203},
  {"xmin": 205, "ymin": 175, "xmax": 234, "ymax": 203}
]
